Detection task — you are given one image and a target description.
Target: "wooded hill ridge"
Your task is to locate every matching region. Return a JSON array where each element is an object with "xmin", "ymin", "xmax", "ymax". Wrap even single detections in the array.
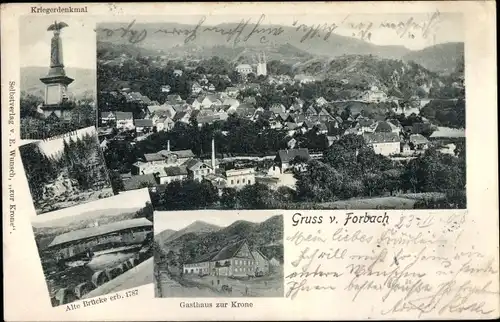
[
  {"xmin": 97, "ymin": 21, "xmax": 463, "ymax": 74},
  {"xmin": 155, "ymin": 214, "xmax": 284, "ymax": 264}
]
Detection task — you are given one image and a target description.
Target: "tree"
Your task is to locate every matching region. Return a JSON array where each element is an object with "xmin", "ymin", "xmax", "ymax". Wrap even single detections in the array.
[
  {"xmin": 160, "ymin": 179, "xmax": 219, "ymax": 210},
  {"xmin": 238, "ymin": 183, "xmax": 274, "ymax": 209},
  {"xmin": 230, "ymin": 70, "xmax": 242, "ymax": 84},
  {"xmin": 221, "ymin": 188, "xmax": 238, "ymax": 209},
  {"xmin": 340, "ymin": 106, "xmax": 351, "ymax": 121},
  {"xmin": 166, "ymin": 250, "xmax": 177, "ymax": 266},
  {"xmin": 402, "ymin": 148, "xmax": 465, "ymax": 193},
  {"xmin": 247, "ymin": 73, "xmax": 257, "ymax": 83},
  {"xmin": 295, "ymin": 160, "xmax": 344, "ymax": 202},
  {"xmin": 20, "ymin": 92, "xmax": 43, "ymax": 118}
]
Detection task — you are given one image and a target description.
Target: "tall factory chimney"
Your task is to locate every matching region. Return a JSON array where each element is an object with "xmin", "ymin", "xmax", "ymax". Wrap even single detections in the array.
[{"xmin": 211, "ymin": 138, "xmax": 216, "ymax": 170}]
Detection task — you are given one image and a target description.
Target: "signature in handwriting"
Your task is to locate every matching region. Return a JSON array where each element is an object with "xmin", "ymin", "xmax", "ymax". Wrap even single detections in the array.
[{"xmin": 381, "ymin": 279, "xmax": 496, "ymax": 317}]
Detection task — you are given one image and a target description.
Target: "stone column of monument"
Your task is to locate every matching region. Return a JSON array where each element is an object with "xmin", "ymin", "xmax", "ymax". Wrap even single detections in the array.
[{"xmin": 39, "ymin": 21, "xmax": 74, "ymax": 120}]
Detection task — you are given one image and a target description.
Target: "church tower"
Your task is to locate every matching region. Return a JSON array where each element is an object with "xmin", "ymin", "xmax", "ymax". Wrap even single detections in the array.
[
  {"xmin": 39, "ymin": 21, "xmax": 74, "ymax": 121},
  {"xmin": 256, "ymin": 52, "xmax": 267, "ymax": 77}
]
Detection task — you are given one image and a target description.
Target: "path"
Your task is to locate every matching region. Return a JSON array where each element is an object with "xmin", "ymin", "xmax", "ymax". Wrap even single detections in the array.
[{"xmin": 156, "ymin": 269, "xmax": 222, "ymax": 298}]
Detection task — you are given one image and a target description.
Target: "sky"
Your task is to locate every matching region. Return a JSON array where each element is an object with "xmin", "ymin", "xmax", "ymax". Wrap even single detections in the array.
[
  {"xmin": 20, "ymin": 15, "xmax": 96, "ymax": 69},
  {"xmin": 154, "ymin": 210, "xmax": 280, "ymax": 234},
  {"xmin": 32, "ymin": 126, "xmax": 97, "ymax": 158},
  {"xmin": 99, "ymin": 11, "xmax": 463, "ymax": 51},
  {"xmin": 32, "ymin": 188, "xmax": 150, "ymax": 226},
  {"xmin": 19, "ymin": 11, "xmax": 463, "ymax": 69}
]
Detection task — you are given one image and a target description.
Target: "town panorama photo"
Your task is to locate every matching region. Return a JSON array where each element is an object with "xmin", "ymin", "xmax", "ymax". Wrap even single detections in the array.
[{"xmin": 95, "ymin": 13, "xmax": 466, "ymax": 211}]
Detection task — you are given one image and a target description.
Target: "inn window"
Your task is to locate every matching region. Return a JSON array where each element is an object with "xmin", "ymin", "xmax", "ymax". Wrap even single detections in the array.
[
  {"xmin": 237, "ymin": 180, "xmax": 240, "ymax": 184},
  {"xmin": 242, "ymin": 178, "xmax": 245, "ymax": 183},
  {"xmin": 231, "ymin": 180, "xmax": 234, "ymax": 185}
]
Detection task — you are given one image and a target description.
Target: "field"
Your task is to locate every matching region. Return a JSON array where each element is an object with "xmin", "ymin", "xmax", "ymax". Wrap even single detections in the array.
[
  {"xmin": 430, "ymin": 127, "xmax": 466, "ymax": 138},
  {"xmin": 294, "ymin": 192, "xmax": 446, "ymax": 210}
]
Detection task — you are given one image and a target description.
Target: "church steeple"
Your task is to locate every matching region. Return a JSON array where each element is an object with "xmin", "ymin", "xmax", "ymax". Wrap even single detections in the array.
[{"xmin": 256, "ymin": 52, "xmax": 267, "ymax": 77}]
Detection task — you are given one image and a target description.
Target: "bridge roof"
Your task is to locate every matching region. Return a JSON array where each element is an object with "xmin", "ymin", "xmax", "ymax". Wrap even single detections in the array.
[{"xmin": 48, "ymin": 218, "xmax": 153, "ymax": 248}]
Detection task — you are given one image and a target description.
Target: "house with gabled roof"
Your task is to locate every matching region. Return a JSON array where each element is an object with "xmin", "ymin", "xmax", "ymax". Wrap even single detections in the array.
[
  {"xmin": 293, "ymin": 115, "xmax": 306, "ymax": 126},
  {"xmin": 167, "ymin": 94, "xmax": 183, "ymax": 104},
  {"xmin": 374, "ymin": 120, "xmax": 400, "ymax": 134},
  {"xmin": 100, "ymin": 111, "xmax": 116, "ymax": 125},
  {"xmin": 409, "ymin": 134, "xmax": 429, "ymax": 151},
  {"xmin": 270, "ymin": 103, "xmax": 286, "ymax": 114},
  {"xmin": 172, "ymin": 111, "xmax": 190, "ymax": 124},
  {"xmin": 115, "ymin": 111, "xmax": 135, "ymax": 130},
  {"xmin": 304, "ymin": 105, "xmax": 318, "ymax": 117},
  {"xmin": 134, "ymin": 119, "xmax": 154, "ymax": 134},
  {"xmin": 156, "ymin": 165, "xmax": 189, "ymax": 184},
  {"xmin": 184, "ymin": 158, "xmax": 215, "ymax": 181},
  {"xmin": 182, "ymin": 239, "xmax": 264, "ymax": 277},
  {"xmin": 222, "ymin": 98, "xmax": 240, "ymax": 112},
  {"xmin": 156, "ymin": 117, "xmax": 175, "ymax": 132},
  {"xmin": 315, "ymin": 97, "xmax": 328, "ymax": 107},
  {"xmin": 235, "ymin": 104, "xmax": 257, "ymax": 119},
  {"xmin": 200, "ymin": 95, "xmax": 222, "ymax": 109},
  {"xmin": 363, "ymin": 132, "xmax": 401, "ymax": 156},
  {"xmin": 301, "ymin": 120, "xmax": 316, "ymax": 131},
  {"xmin": 191, "ymin": 82, "xmax": 203, "ymax": 95},
  {"xmin": 275, "ymin": 148, "xmax": 310, "ymax": 173},
  {"xmin": 317, "ymin": 107, "xmax": 334, "ymax": 122},
  {"xmin": 146, "ymin": 104, "xmax": 176, "ymax": 120}
]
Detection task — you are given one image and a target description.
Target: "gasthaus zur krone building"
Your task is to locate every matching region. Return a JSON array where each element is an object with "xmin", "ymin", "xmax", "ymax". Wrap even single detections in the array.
[{"xmin": 182, "ymin": 239, "xmax": 270, "ymax": 277}]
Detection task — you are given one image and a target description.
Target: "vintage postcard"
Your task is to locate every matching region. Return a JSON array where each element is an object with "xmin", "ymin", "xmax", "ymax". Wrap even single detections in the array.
[
  {"xmin": 18, "ymin": 126, "xmax": 114, "ymax": 215},
  {"xmin": 2, "ymin": 2, "xmax": 498, "ymax": 321},
  {"xmin": 31, "ymin": 188, "xmax": 153, "ymax": 307}
]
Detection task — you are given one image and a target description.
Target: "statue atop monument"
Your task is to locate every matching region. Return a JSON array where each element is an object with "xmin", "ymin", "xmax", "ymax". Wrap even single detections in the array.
[
  {"xmin": 39, "ymin": 21, "xmax": 74, "ymax": 119},
  {"xmin": 47, "ymin": 21, "xmax": 69, "ymax": 75}
]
